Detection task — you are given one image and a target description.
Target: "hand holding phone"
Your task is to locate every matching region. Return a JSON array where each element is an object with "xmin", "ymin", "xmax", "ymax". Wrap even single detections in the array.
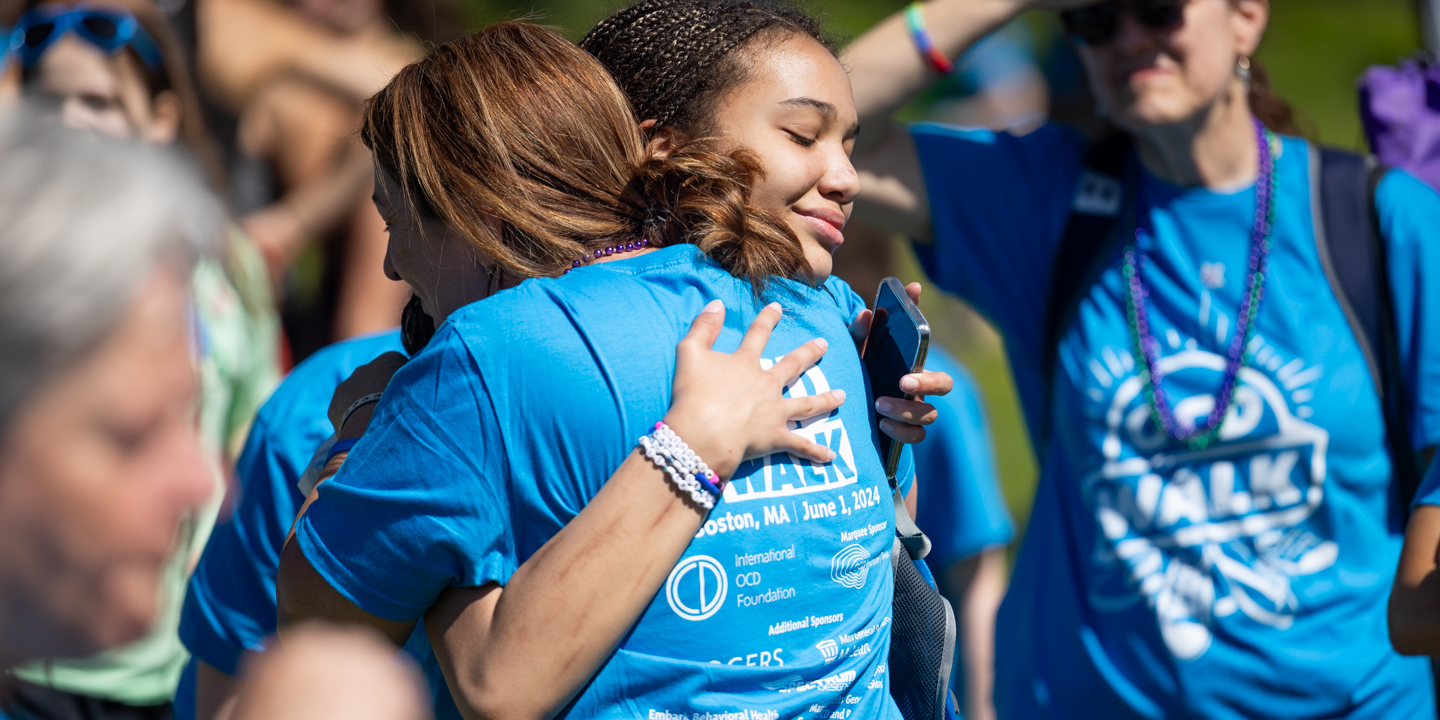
[{"xmin": 860, "ymin": 277, "xmax": 931, "ymax": 483}]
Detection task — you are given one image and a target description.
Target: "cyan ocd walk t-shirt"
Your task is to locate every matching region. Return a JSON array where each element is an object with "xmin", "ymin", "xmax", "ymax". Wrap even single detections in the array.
[
  {"xmin": 175, "ymin": 331, "xmax": 450, "ymax": 719},
  {"xmin": 913, "ymin": 122, "xmax": 1440, "ymax": 720},
  {"xmin": 297, "ymin": 244, "xmax": 914, "ymax": 720}
]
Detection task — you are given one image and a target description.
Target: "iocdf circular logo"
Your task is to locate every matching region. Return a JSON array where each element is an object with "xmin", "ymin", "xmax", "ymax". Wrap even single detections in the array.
[
  {"xmin": 666, "ymin": 554, "xmax": 727, "ymax": 621},
  {"xmin": 830, "ymin": 544, "xmax": 871, "ymax": 589}
]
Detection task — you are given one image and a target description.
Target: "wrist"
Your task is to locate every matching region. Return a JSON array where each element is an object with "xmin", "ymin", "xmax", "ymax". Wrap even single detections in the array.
[
  {"xmin": 337, "ymin": 392, "xmax": 384, "ymax": 439},
  {"xmin": 337, "ymin": 404, "xmax": 375, "ymax": 439},
  {"xmin": 659, "ymin": 411, "xmax": 741, "ymax": 482}
]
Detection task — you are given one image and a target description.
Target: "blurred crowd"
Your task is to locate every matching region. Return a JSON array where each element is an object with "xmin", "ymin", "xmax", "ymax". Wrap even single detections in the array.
[{"xmin": 1, "ymin": 0, "xmax": 1439, "ymax": 719}]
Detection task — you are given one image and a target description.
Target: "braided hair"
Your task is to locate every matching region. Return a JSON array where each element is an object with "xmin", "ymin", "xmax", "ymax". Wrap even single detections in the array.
[
  {"xmin": 580, "ymin": 0, "xmax": 834, "ymax": 137},
  {"xmin": 361, "ymin": 21, "xmax": 812, "ymax": 294}
]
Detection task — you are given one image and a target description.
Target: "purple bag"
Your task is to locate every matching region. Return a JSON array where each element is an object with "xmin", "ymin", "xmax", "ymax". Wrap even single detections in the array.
[{"xmin": 1359, "ymin": 57, "xmax": 1440, "ymax": 191}]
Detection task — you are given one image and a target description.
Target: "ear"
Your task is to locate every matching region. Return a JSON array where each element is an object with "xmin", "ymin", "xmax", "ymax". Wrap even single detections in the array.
[
  {"xmin": 644, "ymin": 124, "xmax": 680, "ymax": 160},
  {"xmin": 144, "ymin": 90, "xmax": 182, "ymax": 145},
  {"xmin": 1230, "ymin": 0, "xmax": 1269, "ymax": 57}
]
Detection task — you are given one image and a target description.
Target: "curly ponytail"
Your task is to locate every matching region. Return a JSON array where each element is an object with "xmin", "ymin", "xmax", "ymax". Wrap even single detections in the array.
[{"xmin": 625, "ymin": 141, "xmax": 810, "ymax": 293}]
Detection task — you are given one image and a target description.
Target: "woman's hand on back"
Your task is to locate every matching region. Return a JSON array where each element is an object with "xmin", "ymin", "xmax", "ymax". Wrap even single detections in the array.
[
  {"xmin": 848, "ymin": 281, "xmax": 952, "ymax": 444},
  {"xmin": 663, "ymin": 300, "xmax": 846, "ymax": 482}
]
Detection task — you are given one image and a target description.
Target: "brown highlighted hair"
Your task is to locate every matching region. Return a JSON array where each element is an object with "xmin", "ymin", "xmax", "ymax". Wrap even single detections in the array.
[{"xmin": 360, "ymin": 21, "xmax": 807, "ymax": 290}]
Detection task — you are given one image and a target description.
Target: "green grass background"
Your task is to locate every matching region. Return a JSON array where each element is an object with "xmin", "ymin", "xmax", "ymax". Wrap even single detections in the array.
[{"xmin": 454, "ymin": 0, "xmax": 1425, "ymax": 538}]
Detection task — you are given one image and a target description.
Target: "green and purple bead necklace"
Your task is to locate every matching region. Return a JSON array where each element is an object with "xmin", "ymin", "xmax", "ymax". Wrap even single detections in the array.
[{"xmin": 1122, "ymin": 116, "xmax": 1277, "ymax": 451}]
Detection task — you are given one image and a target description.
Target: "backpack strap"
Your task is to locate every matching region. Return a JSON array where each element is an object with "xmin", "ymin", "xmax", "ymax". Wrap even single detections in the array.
[
  {"xmin": 1041, "ymin": 133, "xmax": 1132, "ymax": 447},
  {"xmin": 1310, "ymin": 145, "xmax": 1420, "ymax": 515}
]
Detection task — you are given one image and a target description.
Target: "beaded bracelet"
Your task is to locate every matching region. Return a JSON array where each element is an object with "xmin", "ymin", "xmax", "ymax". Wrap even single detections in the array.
[
  {"xmin": 638, "ymin": 421, "xmax": 724, "ymax": 510},
  {"xmin": 905, "ymin": 2, "xmax": 954, "ymax": 76}
]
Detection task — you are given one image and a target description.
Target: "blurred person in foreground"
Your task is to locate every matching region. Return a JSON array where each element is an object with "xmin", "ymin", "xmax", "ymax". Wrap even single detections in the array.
[
  {"xmin": 0, "ymin": 120, "xmax": 428, "ymax": 720},
  {"xmin": 846, "ymin": 0, "xmax": 1440, "ymax": 716},
  {"xmin": 0, "ymin": 109, "xmax": 214, "ymax": 696},
  {"xmin": 223, "ymin": 624, "xmax": 429, "ymax": 720},
  {"xmin": 5, "ymin": 1, "xmax": 281, "ymax": 715},
  {"xmin": 831, "ymin": 220, "xmax": 1014, "ymax": 720}
]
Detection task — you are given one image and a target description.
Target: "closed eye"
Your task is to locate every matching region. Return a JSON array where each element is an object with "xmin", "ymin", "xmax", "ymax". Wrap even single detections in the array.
[{"xmin": 786, "ymin": 130, "xmax": 816, "ymax": 148}]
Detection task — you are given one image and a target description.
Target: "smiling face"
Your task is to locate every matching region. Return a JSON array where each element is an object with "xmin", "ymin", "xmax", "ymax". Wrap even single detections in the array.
[
  {"xmin": 0, "ymin": 266, "xmax": 210, "ymax": 665},
  {"xmin": 1075, "ymin": 0, "xmax": 1267, "ymax": 131},
  {"xmin": 372, "ymin": 164, "xmax": 495, "ymax": 325},
  {"xmin": 707, "ymin": 34, "xmax": 860, "ymax": 283}
]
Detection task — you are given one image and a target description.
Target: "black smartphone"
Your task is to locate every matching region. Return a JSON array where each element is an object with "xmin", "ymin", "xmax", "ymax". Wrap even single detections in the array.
[{"xmin": 861, "ymin": 277, "xmax": 931, "ymax": 482}]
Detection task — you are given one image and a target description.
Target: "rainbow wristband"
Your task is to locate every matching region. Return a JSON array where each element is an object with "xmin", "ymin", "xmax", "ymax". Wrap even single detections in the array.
[{"xmin": 905, "ymin": 2, "xmax": 954, "ymax": 76}]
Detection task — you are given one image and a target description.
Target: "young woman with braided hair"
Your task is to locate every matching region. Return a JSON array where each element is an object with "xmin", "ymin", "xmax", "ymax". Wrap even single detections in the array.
[{"xmin": 277, "ymin": 19, "xmax": 951, "ymax": 720}]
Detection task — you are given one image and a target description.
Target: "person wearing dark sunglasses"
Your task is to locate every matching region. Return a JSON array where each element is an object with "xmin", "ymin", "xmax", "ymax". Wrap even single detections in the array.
[
  {"xmin": 840, "ymin": 0, "xmax": 1440, "ymax": 718},
  {"xmin": 1059, "ymin": 0, "xmax": 1187, "ymax": 46}
]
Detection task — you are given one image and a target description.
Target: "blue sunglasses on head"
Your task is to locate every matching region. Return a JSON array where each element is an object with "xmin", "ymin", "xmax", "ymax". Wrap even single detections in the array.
[{"xmin": 10, "ymin": 5, "xmax": 162, "ymax": 70}]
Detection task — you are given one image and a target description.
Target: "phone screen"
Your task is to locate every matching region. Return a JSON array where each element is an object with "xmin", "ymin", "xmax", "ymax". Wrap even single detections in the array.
[{"xmin": 862, "ymin": 279, "xmax": 927, "ymax": 478}]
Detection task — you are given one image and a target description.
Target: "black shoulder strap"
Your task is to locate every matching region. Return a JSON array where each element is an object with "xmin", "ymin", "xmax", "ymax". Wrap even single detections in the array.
[
  {"xmin": 1312, "ymin": 146, "xmax": 1420, "ymax": 515},
  {"xmin": 1042, "ymin": 133, "xmax": 1132, "ymax": 446}
]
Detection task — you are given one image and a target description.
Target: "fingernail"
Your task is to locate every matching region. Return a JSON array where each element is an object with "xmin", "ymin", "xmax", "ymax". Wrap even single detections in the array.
[
  {"xmin": 876, "ymin": 398, "xmax": 893, "ymax": 413},
  {"xmin": 702, "ymin": 299, "xmax": 724, "ymax": 314},
  {"xmin": 826, "ymin": 449, "xmax": 837, "ymax": 461},
  {"xmin": 831, "ymin": 389, "xmax": 846, "ymax": 402},
  {"xmin": 814, "ymin": 337, "xmax": 828, "ymax": 350},
  {"xmin": 880, "ymin": 419, "xmax": 894, "ymax": 433},
  {"xmin": 900, "ymin": 376, "xmax": 919, "ymax": 392},
  {"xmin": 768, "ymin": 302, "xmax": 783, "ymax": 314}
]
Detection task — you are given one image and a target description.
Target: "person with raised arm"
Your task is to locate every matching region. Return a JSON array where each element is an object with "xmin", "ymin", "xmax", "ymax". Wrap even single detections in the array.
[{"xmin": 845, "ymin": 0, "xmax": 1440, "ymax": 717}]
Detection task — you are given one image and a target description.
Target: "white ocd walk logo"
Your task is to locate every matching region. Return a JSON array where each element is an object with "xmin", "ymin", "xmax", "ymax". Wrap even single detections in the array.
[
  {"xmin": 724, "ymin": 359, "xmax": 860, "ymax": 503},
  {"xmin": 666, "ymin": 555, "xmax": 727, "ymax": 621},
  {"xmin": 1085, "ymin": 348, "xmax": 1334, "ymax": 660}
]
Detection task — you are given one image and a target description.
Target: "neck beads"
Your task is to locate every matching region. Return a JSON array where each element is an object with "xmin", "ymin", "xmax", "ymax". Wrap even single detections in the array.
[{"xmin": 1121, "ymin": 116, "xmax": 1277, "ymax": 451}]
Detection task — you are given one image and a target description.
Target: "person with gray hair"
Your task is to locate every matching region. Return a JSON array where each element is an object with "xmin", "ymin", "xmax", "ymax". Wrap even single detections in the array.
[
  {"xmin": 0, "ymin": 106, "xmax": 435, "ymax": 720},
  {"xmin": 0, "ymin": 107, "xmax": 218, "ymax": 671}
]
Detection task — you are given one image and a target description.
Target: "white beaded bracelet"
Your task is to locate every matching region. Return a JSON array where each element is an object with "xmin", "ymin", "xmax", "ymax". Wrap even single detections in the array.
[{"xmin": 638, "ymin": 421, "xmax": 722, "ymax": 509}]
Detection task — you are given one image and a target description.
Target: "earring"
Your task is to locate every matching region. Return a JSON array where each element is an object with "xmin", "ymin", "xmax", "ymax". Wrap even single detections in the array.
[{"xmin": 1236, "ymin": 56, "xmax": 1252, "ymax": 92}]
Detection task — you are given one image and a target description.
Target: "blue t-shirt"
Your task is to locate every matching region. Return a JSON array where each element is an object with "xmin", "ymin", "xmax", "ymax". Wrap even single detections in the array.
[
  {"xmin": 914, "ymin": 346, "xmax": 1014, "ymax": 570},
  {"xmin": 912, "ymin": 122, "xmax": 1440, "ymax": 719},
  {"xmin": 297, "ymin": 245, "xmax": 914, "ymax": 720},
  {"xmin": 912, "ymin": 346, "xmax": 1013, "ymax": 719},
  {"xmin": 175, "ymin": 331, "xmax": 444, "ymax": 717}
]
